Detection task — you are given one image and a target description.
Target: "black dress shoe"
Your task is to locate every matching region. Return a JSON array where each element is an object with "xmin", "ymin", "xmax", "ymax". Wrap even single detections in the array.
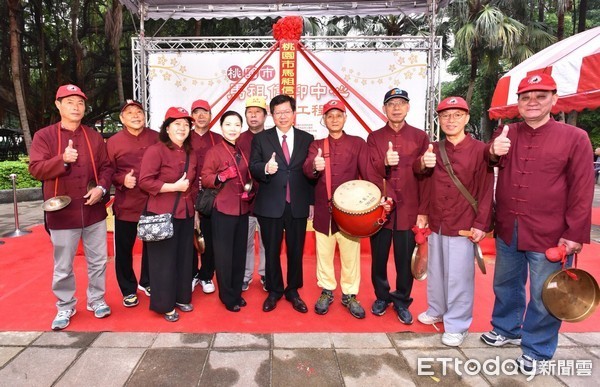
[
  {"xmin": 288, "ymin": 297, "xmax": 308, "ymax": 313},
  {"xmin": 225, "ymin": 304, "xmax": 241, "ymax": 312},
  {"xmin": 263, "ymin": 296, "xmax": 278, "ymax": 312},
  {"xmin": 239, "ymin": 297, "xmax": 247, "ymax": 307}
]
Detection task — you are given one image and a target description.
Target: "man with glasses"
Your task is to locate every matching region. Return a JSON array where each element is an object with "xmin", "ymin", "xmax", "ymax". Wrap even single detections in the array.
[
  {"xmin": 414, "ymin": 97, "xmax": 494, "ymax": 346},
  {"xmin": 366, "ymin": 87, "xmax": 430, "ymax": 325},
  {"xmin": 250, "ymin": 94, "xmax": 314, "ymax": 314},
  {"xmin": 481, "ymin": 74, "xmax": 594, "ymax": 374},
  {"xmin": 190, "ymin": 99, "xmax": 222, "ymax": 294}
]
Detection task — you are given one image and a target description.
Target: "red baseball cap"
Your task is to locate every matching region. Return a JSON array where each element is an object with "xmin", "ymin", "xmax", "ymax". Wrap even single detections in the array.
[
  {"xmin": 517, "ymin": 73, "xmax": 557, "ymax": 94},
  {"xmin": 120, "ymin": 99, "xmax": 144, "ymax": 114},
  {"xmin": 191, "ymin": 99, "xmax": 211, "ymax": 112},
  {"xmin": 164, "ymin": 107, "xmax": 193, "ymax": 121},
  {"xmin": 323, "ymin": 100, "xmax": 346, "ymax": 115},
  {"xmin": 56, "ymin": 84, "xmax": 87, "ymax": 100},
  {"xmin": 436, "ymin": 96, "xmax": 469, "ymax": 113}
]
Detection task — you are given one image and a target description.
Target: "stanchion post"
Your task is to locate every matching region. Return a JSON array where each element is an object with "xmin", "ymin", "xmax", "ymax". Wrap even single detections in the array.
[{"xmin": 2, "ymin": 173, "xmax": 32, "ymax": 238}]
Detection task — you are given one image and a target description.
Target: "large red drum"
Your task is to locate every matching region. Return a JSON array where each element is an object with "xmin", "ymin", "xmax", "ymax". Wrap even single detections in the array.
[{"xmin": 332, "ymin": 180, "xmax": 387, "ymax": 237}]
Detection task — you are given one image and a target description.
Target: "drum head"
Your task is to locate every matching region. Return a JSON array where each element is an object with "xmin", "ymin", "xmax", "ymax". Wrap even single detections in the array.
[
  {"xmin": 332, "ymin": 180, "xmax": 381, "ymax": 214},
  {"xmin": 542, "ymin": 268, "xmax": 600, "ymax": 322},
  {"xmin": 474, "ymin": 243, "xmax": 486, "ymax": 274},
  {"xmin": 411, "ymin": 244, "xmax": 428, "ymax": 281}
]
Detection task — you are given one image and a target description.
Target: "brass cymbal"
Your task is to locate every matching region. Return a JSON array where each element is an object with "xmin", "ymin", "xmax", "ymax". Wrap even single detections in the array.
[
  {"xmin": 411, "ymin": 244, "xmax": 428, "ymax": 281},
  {"xmin": 42, "ymin": 196, "xmax": 71, "ymax": 212},
  {"xmin": 474, "ymin": 242, "xmax": 486, "ymax": 274},
  {"xmin": 193, "ymin": 228, "xmax": 205, "ymax": 254},
  {"xmin": 542, "ymin": 268, "xmax": 600, "ymax": 322}
]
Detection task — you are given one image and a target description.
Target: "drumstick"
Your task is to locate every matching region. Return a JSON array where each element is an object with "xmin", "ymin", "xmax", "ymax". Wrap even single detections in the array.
[{"xmin": 458, "ymin": 230, "xmax": 473, "ymax": 237}]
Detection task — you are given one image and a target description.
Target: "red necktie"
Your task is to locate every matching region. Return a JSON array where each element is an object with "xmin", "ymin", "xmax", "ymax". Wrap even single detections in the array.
[{"xmin": 282, "ymin": 134, "xmax": 291, "ymax": 202}]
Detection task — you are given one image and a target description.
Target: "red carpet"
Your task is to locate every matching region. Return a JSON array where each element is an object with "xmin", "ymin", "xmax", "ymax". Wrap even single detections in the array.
[{"xmin": 1, "ymin": 224, "xmax": 599, "ymax": 333}]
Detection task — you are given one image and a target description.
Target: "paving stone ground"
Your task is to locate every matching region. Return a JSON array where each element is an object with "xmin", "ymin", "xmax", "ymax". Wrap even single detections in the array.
[{"xmin": 0, "ymin": 332, "xmax": 598, "ymax": 386}]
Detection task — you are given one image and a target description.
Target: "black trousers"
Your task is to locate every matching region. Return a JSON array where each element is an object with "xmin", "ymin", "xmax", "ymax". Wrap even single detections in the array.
[
  {"xmin": 114, "ymin": 219, "xmax": 150, "ymax": 296},
  {"xmin": 370, "ymin": 227, "xmax": 415, "ymax": 308},
  {"xmin": 211, "ymin": 210, "xmax": 249, "ymax": 308},
  {"xmin": 258, "ymin": 203, "xmax": 307, "ymax": 300},
  {"xmin": 147, "ymin": 217, "xmax": 194, "ymax": 314},
  {"xmin": 194, "ymin": 214, "xmax": 215, "ymax": 281}
]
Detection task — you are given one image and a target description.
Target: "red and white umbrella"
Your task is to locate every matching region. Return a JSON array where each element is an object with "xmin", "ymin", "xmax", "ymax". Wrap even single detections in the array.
[{"xmin": 489, "ymin": 26, "xmax": 600, "ymax": 120}]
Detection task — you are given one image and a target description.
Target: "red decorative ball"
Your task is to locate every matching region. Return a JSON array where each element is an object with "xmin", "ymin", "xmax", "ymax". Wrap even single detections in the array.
[{"xmin": 273, "ymin": 16, "xmax": 303, "ymax": 41}]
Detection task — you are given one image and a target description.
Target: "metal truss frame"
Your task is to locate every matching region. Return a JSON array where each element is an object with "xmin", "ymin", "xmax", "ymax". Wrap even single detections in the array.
[{"xmin": 132, "ymin": 35, "xmax": 442, "ymax": 139}]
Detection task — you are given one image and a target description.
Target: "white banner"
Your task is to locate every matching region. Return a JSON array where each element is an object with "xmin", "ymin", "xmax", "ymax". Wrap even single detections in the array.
[{"xmin": 148, "ymin": 48, "xmax": 428, "ymax": 139}]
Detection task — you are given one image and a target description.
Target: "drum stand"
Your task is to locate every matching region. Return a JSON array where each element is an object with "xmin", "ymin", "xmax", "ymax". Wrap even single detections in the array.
[{"xmin": 2, "ymin": 174, "xmax": 32, "ymax": 238}]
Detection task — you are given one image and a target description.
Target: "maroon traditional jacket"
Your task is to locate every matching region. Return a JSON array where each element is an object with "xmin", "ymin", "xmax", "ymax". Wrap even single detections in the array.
[
  {"xmin": 29, "ymin": 123, "xmax": 111, "ymax": 230},
  {"xmin": 201, "ymin": 140, "xmax": 252, "ymax": 216},
  {"xmin": 138, "ymin": 142, "xmax": 198, "ymax": 219},
  {"xmin": 366, "ymin": 122, "xmax": 429, "ymax": 230},
  {"xmin": 416, "ymin": 135, "xmax": 494, "ymax": 236},
  {"xmin": 302, "ymin": 132, "xmax": 368, "ymax": 235},
  {"xmin": 106, "ymin": 127, "xmax": 159, "ymax": 222},
  {"xmin": 190, "ymin": 129, "xmax": 223, "ymax": 187},
  {"xmin": 488, "ymin": 118, "xmax": 593, "ymax": 252}
]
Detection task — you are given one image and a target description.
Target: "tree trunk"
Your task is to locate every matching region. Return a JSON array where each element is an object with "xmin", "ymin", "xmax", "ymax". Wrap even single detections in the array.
[
  {"xmin": 578, "ymin": 0, "xmax": 588, "ymax": 33},
  {"xmin": 8, "ymin": 0, "xmax": 33, "ymax": 154},
  {"xmin": 538, "ymin": 0, "xmax": 544, "ymax": 22},
  {"xmin": 466, "ymin": 54, "xmax": 478, "ymax": 105},
  {"xmin": 567, "ymin": 111, "xmax": 578, "ymax": 126},
  {"xmin": 557, "ymin": 10, "xmax": 565, "ymax": 41},
  {"xmin": 71, "ymin": 0, "xmax": 84, "ymax": 86}
]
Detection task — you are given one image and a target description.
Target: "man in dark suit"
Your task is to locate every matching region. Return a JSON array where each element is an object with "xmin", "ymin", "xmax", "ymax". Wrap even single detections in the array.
[{"xmin": 250, "ymin": 94, "xmax": 314, "ymax": 313}]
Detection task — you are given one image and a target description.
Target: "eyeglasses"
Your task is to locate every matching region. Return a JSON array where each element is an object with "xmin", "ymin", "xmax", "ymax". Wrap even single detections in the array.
[
  {"xmin": 439, "ymin": 112, "xmax": 466, "ymax": 121},
  {"xmin": 273, "ymin": 110, "xmax": 293, "ymax": 117},
  {"xmin": 385, "ymin": 100, "xmax": 408, "ymax": 108}
]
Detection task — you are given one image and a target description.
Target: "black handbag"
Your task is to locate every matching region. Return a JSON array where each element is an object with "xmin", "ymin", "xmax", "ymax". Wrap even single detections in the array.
[{"xmin": 195, "ymin": 187, "xmax": 219, "ymax": 217}]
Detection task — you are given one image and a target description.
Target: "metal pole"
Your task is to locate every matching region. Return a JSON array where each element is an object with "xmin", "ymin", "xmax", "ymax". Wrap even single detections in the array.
[{"xmin": 2, "ymin": 174, "xmax": 31, "ymax": 237}]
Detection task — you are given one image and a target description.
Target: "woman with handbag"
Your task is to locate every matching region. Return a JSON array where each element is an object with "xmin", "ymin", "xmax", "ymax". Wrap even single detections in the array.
[
  {"xmin": 139, "ymin": 107, "xmax": 198, "ymax": 322},
  {"xmin": 201, "ymin": 111, "xmax": 253, "ymax": 312}
]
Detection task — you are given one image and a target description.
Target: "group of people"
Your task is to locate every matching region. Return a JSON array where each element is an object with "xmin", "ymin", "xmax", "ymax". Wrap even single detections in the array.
[{"xmin": 29, "ymin": 72, "xmax": 594, "ymax": 376}]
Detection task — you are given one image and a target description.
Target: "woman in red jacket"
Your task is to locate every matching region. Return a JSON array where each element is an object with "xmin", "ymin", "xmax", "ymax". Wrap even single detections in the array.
[
  {"xmin": 139, "ymin": 107, "xmax": 198, "ymax": 322},
  {"xmin": 201, "ymin": 111, "xmax": 253, "ymax": 312}
]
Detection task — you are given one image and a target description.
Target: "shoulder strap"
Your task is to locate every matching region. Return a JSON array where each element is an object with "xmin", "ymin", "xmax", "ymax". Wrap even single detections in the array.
[
  {"xmin": 324, "ymin": 137, "xmax": 332, "ymax": 201},
  {"xmin": 170, "ymin": 152, "xmax": 190, "ymax": 215},
  {"xmin": 439, "ymin": 140, "xmax": 478, "ymax": 213}
]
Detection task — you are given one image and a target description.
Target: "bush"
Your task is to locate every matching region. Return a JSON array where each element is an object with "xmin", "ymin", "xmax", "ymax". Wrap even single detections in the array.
[{"xmin": 0, "ymin": 157, "xmax": 41, "ymax": 190}]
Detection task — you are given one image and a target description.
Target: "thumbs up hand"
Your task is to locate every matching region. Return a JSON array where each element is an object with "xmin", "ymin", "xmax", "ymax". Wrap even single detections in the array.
[
  {"xmin": 63, "ymin": 139, "xmax": 78, "ymax": 163},
  {"xmin": 174, "ymin": 172, "xmax": 189, "ymax": 192},
  {"xmin": 385, "ymin": 141, "xmax": 399, "ymax": 166},
  {"xmin": 266, "ymin": 152, "xmax": 278, "ymax": 174},
  {"xmin": 422, "ymin": 144, "xmax": 436, "ymax": 169},
  {"xmin": 491, "ymin": 125, "xmax": 511, "ymax": 157},
  {"xmin": 124, "ymin": 169, "xmax": 136, "ymax": 189},
  {"xmin": 313, "ymin": 148, "xmax": 325, "ymax": 172}
]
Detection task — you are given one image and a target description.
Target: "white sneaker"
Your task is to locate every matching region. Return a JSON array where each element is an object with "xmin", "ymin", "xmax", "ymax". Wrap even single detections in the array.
[
  {"xmin": 418, "ymin": 311, "xmax": 443, "ymax": 325},
  {"xmin": 200, "ymin": 280, "xmax": 215, "ymax": 294},
  {"xmin": 51, "ymin": 309, "xmax": 76, "ymax": 330},
  {"xmin": 192, "ymin": 277, "xmax": 200, "ymax": 292},
  {"xmin": 442, "ymin": 332, "xmax": 468, "ymax": 347}
]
